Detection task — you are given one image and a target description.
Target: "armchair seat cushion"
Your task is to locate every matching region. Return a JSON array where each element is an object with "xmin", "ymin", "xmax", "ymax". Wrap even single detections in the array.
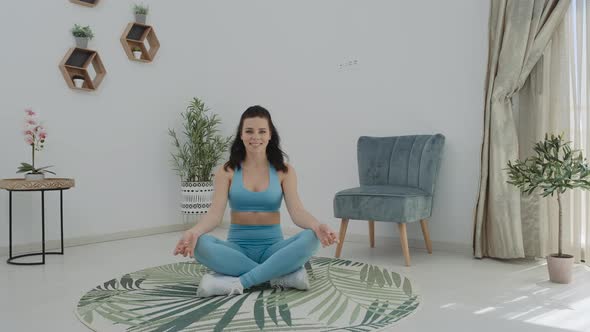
[{"xmin": 334, "ymin": 185, "xmax": 432, "ymax": 222}]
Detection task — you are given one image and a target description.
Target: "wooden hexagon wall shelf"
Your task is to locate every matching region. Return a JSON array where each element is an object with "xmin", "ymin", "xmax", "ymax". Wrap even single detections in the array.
[
  {"xmin": 121, "ymin": 22, "xmax": 160, "ymax": 63},
  {"xmin": 58, "ymin": 48, "xmax": 106, "ymax": 91},
  {"xmin": 70, "ymin": 0, "xmax": 99, "ymax": 7}
]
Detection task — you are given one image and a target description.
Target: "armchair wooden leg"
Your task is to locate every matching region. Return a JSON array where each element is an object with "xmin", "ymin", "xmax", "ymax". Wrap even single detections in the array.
[
  {"xmin": 398, "ymin": 223, "xmax": 411, "ymax": 266},
  {"xmin": 420, "ymin": 219, "xmax": 433, "ymax": 254},
  {"xmin": 369, "ymin": 220, "xmax": 375, "ymax": 248},
  {"xmin": 335, "ymin": 219, "xmax": 349, "ymax": 258}
]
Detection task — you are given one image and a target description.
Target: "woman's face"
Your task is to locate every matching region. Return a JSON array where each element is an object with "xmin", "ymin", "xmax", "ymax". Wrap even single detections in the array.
[{"xmin": 241, "ymin": 117, "xmax": 271, "ymax": 154}]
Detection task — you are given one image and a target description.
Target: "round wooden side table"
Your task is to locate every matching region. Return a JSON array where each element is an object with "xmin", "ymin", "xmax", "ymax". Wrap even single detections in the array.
[{"xmin": 0, "ymin": 178, "xmax": 75, "ymax": 265}]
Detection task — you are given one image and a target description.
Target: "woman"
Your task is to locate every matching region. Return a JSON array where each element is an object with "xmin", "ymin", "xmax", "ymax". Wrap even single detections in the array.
[{"xmin": 173, "ymin": 105, "xmax": 338, "ymax": 297}]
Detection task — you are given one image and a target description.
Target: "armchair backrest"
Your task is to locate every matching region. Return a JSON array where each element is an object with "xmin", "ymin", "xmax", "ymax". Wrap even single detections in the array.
[{"xmin": 357, "ymin": 134, "xmax": 445, "ymax": 194}]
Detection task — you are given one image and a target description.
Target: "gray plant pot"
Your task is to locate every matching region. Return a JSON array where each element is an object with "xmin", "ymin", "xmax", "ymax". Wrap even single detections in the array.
[
  {"xmin": 75, "ymin": 37, "xmax": 89, "ymax": 48},
  {"xmin": 547, "ymin": 254, "xmax": 574, "ymax": 284},
  {"xmin": 135, "ymin": 14, "xmax": 147, "ymax": 24}
]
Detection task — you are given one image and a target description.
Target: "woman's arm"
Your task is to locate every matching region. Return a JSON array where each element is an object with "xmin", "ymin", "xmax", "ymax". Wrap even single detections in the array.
[
  {"xmin": 173, "ymin": 166, "xmax": 231, "ymax": 257},
  {"xmin": 282, "ymin": 164, "xmax": 337, "ymax": 247},
  {"xmin": 189, "ymin": 166, "xmax": 231, "ymax": 236},
  {"xmin": 282, "ymin": 164, "xmax": 320, "ymax": 230}
]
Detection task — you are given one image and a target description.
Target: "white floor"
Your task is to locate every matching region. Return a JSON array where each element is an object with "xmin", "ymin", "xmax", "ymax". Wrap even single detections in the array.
[{"xmin": 1, "ymin": 228, "xmax": 590, "ymax": 332}]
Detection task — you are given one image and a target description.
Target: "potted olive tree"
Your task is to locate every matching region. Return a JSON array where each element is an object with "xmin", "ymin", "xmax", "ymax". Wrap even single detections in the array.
[
  {"xmin": 507, "ymin": 133, "xmax": 590, "ymax": 284},
  {"xmin": 71, "ymin": 24, "xmax": 94, "ymax": 48},
  {"xmin": 169, "ymin": 98, "xmax": 232, "ymax": 214}
]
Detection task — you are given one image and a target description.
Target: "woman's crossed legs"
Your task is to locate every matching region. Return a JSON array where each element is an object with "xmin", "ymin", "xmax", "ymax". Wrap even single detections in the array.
[{"xmin": 194, "ymin": 228, "xmax": 320, "ymax": 289}]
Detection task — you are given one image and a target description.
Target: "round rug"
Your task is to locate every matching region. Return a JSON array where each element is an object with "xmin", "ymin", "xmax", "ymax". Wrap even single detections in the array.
[{"xmin": 75, "ymin": 257, "xmax": 420, "ymax": 332}]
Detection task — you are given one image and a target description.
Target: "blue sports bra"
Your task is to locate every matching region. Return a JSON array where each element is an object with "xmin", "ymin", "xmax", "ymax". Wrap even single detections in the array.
[{"xmin": 229, "ymin": 163, "xmax": 283, "ymax": 212}]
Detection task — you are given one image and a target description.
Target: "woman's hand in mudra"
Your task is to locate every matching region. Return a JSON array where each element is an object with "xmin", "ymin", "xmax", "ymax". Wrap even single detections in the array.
[
  {"xmin": 313, "ymin": 223, "xmax": 338, "ymax": 247},
  {"xmin": 173, "ymin": 229, "xmax": 200, "ymax": 258}
]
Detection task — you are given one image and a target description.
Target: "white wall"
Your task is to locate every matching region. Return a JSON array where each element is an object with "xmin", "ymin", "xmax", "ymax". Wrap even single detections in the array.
[{"xmin": 0, "ymin": 1, "xmax": 488, "ymax": 250}]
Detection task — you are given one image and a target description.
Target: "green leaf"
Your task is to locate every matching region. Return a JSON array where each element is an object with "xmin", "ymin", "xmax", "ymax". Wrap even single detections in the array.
[
  {"xmin": 254, "ymin": 290, "xmax": 265, "ymax": 330},
  {"xmin": 214, "ymin": 293, "xmax": 250, "ymax": 332},
  {"xmin": 120, "ymin": 274, "xmax": 134, "ymax": 290},
  {"xmin": 150, "ymin": 296, "xmax": 234, "ymax": 332},
  {"xmin": 374, "ymin": 266, "xmax": 385, "ymax": 287},
  {"xmin": 278, "ymin": 296, "xmax": 292, "ymax": 326},
  {"xmin": 83, "ymin": 312, "xmax": 93, "ymax": 324},
  {"xmin": 318, "ymin": 293, "xmax": 341, "ymax": 321},
  {"xmin": 267, "ymin": 289, "xmax": 278, "ymax": 325},
  {"xmin": 367, "ymin": 265, "xmax": 376, "ymax": 287},
  {"xmin": 102, "ymin": 278, "xmax": 117, "ymax": 290},
  {"xmin": 361, "ymin": 299, "xmax": 380, "ymax": 324},
  {"xmin": 134, "ymin": 278, "xmax": 144, "ymax": 288},
  {"xmin": 360, "ymin": 264, "xmax": 368, "ymax": 281},
  {"xmin": 391, "ymin": 272, "xmax": 401, "ymax": 287},
  {"xmin": 17, "ymin": 163, "xmax": 34, "ymax": 173},
  {"xmin": 349, "ymin": 303, "xmax": 361, "ymax": 325},
  {"xmin": 327, "ymin": 297, "xmax": 348, "ymax": 325},
  {"xmin": 169, "ymin": 97, "xmax": 232, "ymax": 182},
  {"xmin": 402, "ymin": 277, "xmax": 413, "ymax": 296},
  {"xmin": 370, "ymin": 300, "xmax": 390, "ymax": 323},
  {"xmin": 309, "ymin": 289, "xmax": 336, "ymax": 315},
  {"xmin": 383, "ymin": 268, "xmax": 393, "ymax": 286}
]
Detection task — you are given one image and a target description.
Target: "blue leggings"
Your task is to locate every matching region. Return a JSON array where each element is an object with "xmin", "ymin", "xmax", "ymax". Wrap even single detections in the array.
[{"xmin": 194, "ymin": 224, "xmax": 320, "ymax": 289}]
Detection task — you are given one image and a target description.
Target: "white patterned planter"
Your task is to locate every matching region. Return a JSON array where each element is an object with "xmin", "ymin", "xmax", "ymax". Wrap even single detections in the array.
[{"xmin": 181, "ymin": 181, "xmax": 214, "ymax": 214}]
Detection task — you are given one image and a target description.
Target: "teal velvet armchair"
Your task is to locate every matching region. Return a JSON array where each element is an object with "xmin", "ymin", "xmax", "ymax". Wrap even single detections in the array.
[{"xmin": 333, "ymin": 134, "xmax": 445, "ymax": 266}]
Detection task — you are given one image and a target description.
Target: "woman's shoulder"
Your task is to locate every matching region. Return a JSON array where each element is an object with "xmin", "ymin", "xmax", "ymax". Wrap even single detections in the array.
[
  {"xmin": 276, "ymin": 162, "xmax": 295, "ymax": 180},
  {"xmin": 276, "ymin": 161, "xmax": 293, "ymax": 171},
  {"xmin": 215, "ymin": 165, "xmax": 235, "ymax": 181}
]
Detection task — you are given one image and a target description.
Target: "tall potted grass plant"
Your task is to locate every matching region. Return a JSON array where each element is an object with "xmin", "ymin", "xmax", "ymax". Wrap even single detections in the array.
[{"xmin": 169, "ymin": 98, "xmax": 232, "ymax": 214}]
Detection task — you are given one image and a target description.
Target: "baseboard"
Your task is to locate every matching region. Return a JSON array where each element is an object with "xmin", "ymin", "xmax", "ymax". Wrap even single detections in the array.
[
  {"xmin": 282, "ymin": 225, "xmax": 471, "ymax": 254},
  {"xmin": 0, "ymin": 219, "xmax": 471, "ymax": 258},
  {"xmin": 0, "ymin": 223, "xmax": 192, "ymax": 257}
]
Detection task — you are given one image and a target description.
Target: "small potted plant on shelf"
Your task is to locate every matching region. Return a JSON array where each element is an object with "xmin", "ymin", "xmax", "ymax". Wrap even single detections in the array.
[
  {"xmin": 72, "ymin": 75, "xmax": 85, "ymax": 88},
  {"xmin": 506, "ymin": 133, "xmax": 590, "ymax": 284},
  {"xmin": 17, "ymin": 109, "xmax": 56, "ymax": 181},
  {"xmin": 133, "ymin": 3, "xmax": 149, "ymax": 24},
  {"xmin": 132, "ymin": 46, "xmax": 142, "ymax": 59},
  {"xmin": 71, "ymin": 24, "xmax": 94, "ymax": 48},
  {"xmin": 169, "ymin": 98, "xmax": 232, "ymax": 214}
]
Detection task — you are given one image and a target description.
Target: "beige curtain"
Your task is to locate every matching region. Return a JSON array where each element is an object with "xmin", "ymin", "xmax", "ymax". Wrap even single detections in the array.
[
  {"xmin": 474, "ymin": 0, "xmax": 571, "ymax": 258},
  {"xmin": 519, "ymin": 0, "xmax": 590, "ymax": 264}
]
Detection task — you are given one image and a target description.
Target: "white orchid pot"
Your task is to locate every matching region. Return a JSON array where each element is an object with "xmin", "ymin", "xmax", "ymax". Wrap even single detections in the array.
[
  {"xmin": 73, "ymin": 77, "xmax": 85, "ymax": 88},
  {"xmin": 132, "ymin": 50, "xmax": 142, "ymax": 59},
  {"xmin": 25, "ymin": 173, "xmax": 45, "ymax": 181},
  {"xmin": 181, "ymin": 181, "xmax": 214, "ymax": 214}
]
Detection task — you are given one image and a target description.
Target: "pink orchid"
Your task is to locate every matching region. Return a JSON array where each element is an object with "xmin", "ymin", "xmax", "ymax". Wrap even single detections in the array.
[{"xmin": 18, "ymin": 108, "xmax": 54, "ymax": 176}]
